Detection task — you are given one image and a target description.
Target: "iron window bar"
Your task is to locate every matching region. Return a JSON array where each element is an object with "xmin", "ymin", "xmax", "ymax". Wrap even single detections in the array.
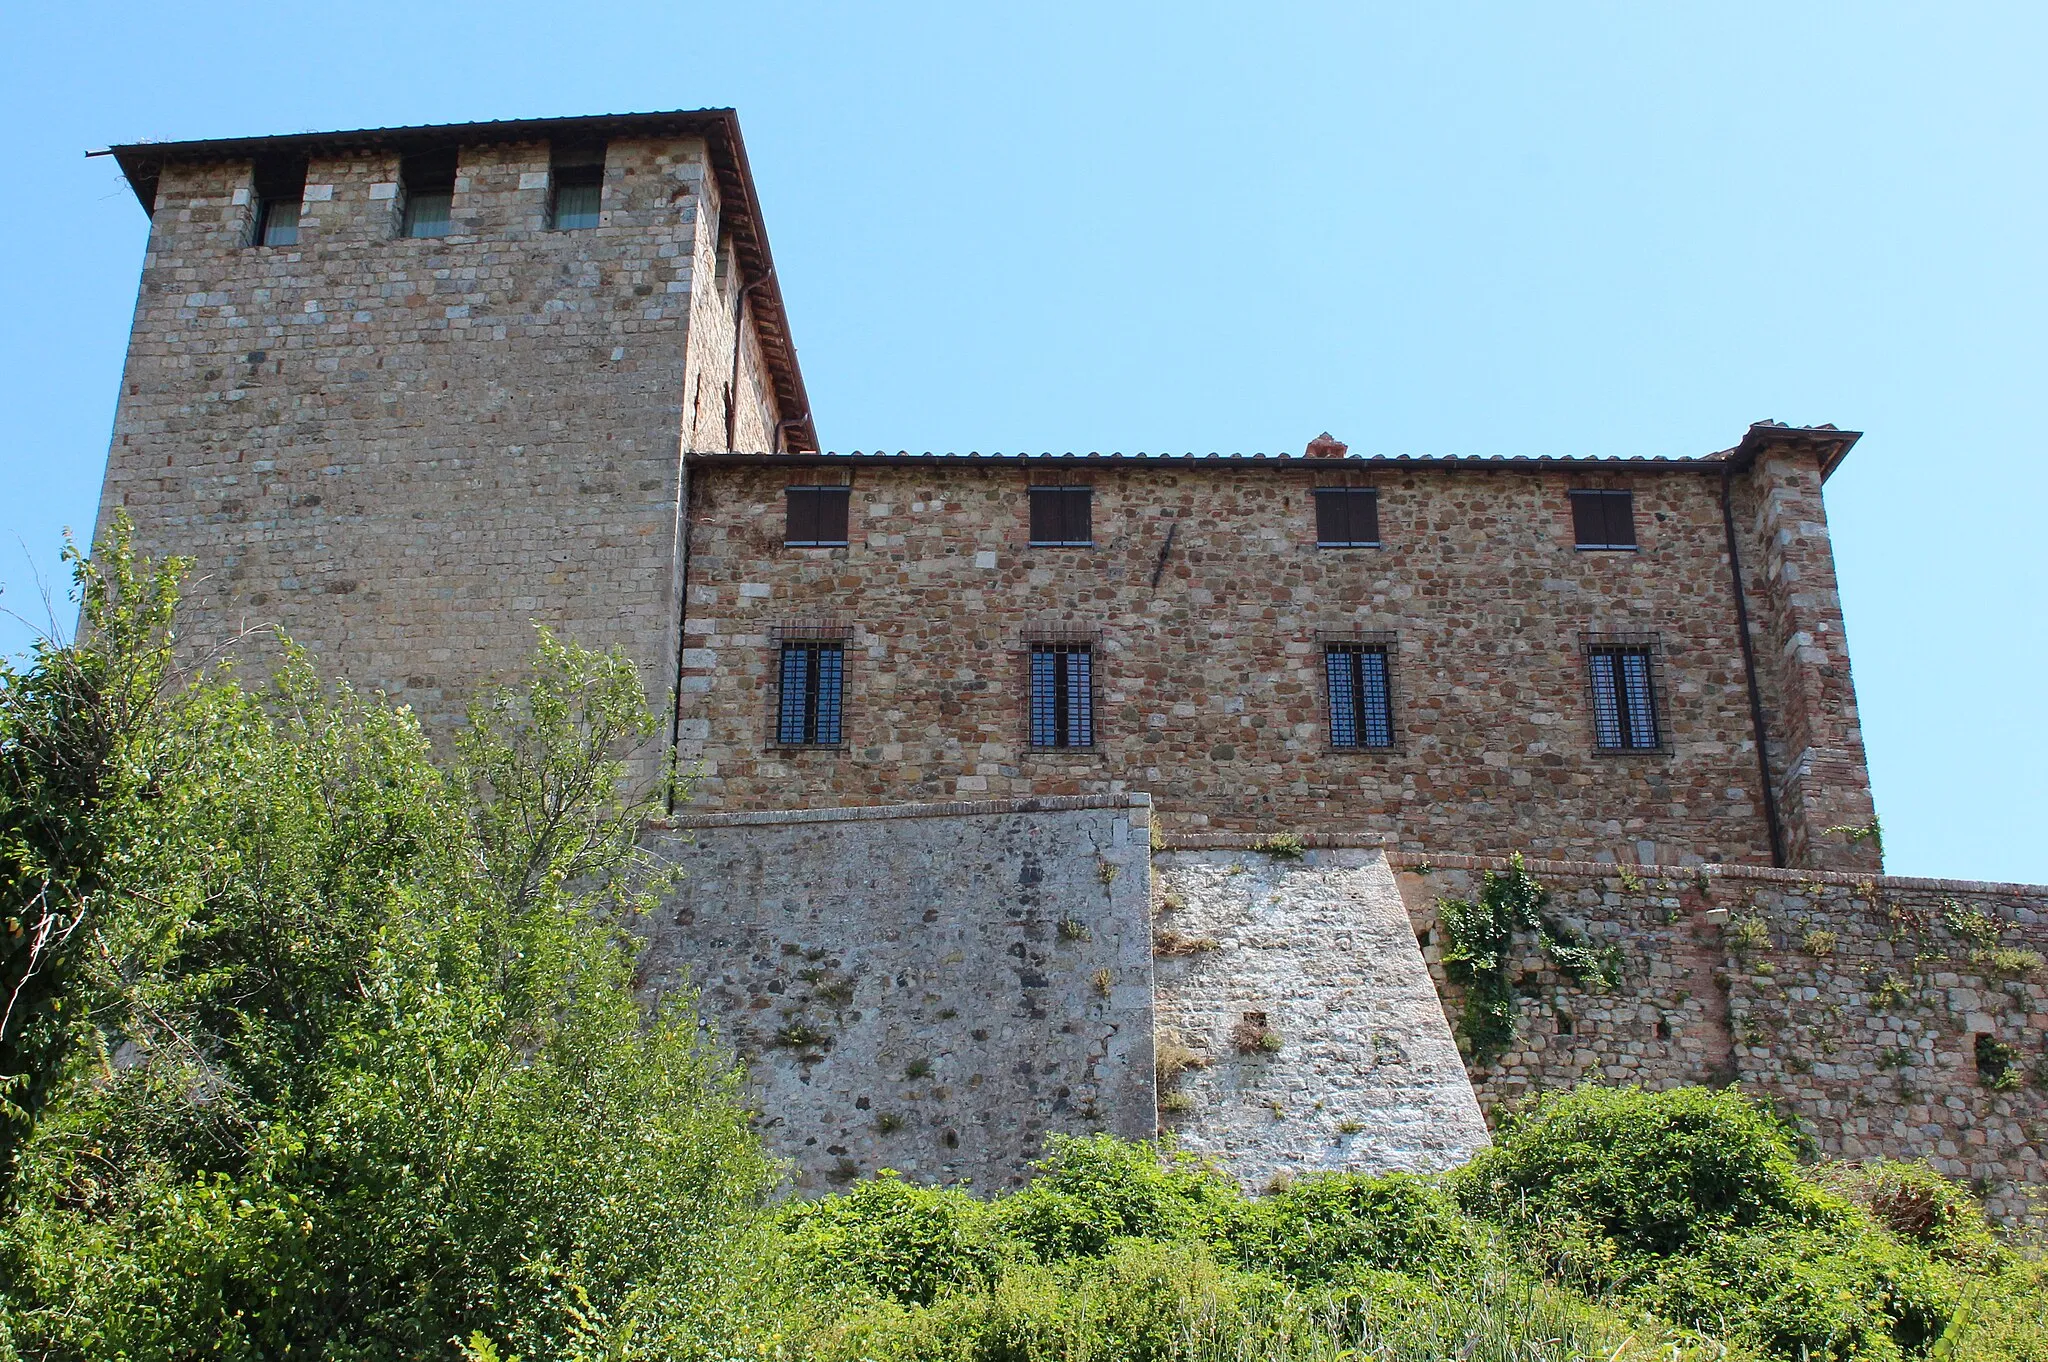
[
  {"xmin": 1323, "ymin": 639, "xmax": 1396, "ymax": 749},
  {"xmin": 776, "ymin": 641, "xmax": 845, "ymax": 746},
  {"xmin": 1028, "ymin": 642, "xmax": 1095, "ymax": 749},
  {"xmin": 1580, "ymin": 631, "xmax": 1665, "ymax": 752}
]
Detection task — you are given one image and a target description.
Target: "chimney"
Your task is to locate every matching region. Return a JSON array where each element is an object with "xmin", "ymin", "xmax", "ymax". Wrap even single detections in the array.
[{"xmin": 1304, "ymin": 432, "xmax": 1348, "ymax": 459}]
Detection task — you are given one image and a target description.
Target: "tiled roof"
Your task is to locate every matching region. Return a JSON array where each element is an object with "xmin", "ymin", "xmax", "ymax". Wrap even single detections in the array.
[
  {"xmin": 98, "ymin": 110, "xmax": 817, "ymax": 453},
  {"xmin": 691, "ymin": 422, "xmax": 1860, "ymax": 479}
]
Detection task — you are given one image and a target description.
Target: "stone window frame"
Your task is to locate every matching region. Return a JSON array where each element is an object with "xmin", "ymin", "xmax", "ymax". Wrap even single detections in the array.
[
  {"xmin": 1020, "ymin": 624, "xmax": 1103, "ymax": 754},
  {"xmin": 1578, "ymin": 630, "xmax": 1672, "ymax": 757},
  {"xmin": 1316, "ymin": 629, "xmax": 1402, "ymax": 754},
  {"xmin": 766, "ymin": 620, "xmax": 854, "ymax": 752}
]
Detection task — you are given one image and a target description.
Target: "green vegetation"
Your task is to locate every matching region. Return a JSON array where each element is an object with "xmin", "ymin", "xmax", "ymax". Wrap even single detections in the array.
[
  {"xmin": 1438, "ymin": 854, "xmax": 1624, "ymax": 1060},
  {"xmin": 2, "ymin": 533, "xmax": 2044, "ymax": 1360}
]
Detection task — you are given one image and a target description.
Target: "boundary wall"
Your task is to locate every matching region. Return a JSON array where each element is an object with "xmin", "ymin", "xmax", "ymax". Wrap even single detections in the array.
[{"xmin": 638, "ymin": 795, "xmax": 1156, "ymax": 1191}]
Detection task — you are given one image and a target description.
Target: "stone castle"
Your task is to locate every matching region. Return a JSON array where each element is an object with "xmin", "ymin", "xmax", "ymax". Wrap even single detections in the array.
[{"xmin": 93, "ymin": 111, "xmax": 2044, "ymax": 1221}]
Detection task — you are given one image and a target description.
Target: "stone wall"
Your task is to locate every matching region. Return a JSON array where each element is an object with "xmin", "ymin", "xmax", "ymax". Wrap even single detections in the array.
[
  {"xmin": 1388, "ymin": 852, "xmax": 2048, "ymax": 1229},
  {"xmin": 637, "ymin": 796, "xmax": 1156, "ymax": 1192},
  {"xmin": 94, "ymin": 131, "xmax": 781, "ymax": 767},
  {"xmin": 676, "ymin": 448, "xmax": 1870, "ymax": 868},
  {"xmin": 1151, "ymin": 849, "xmax": 1489, "ymax": 1189}
]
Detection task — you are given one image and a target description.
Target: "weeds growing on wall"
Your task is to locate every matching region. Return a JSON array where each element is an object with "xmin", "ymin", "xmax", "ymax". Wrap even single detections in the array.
[{"xmin": 1437, "ymin": 855, "xmax": 1624, "ymax": 1061}]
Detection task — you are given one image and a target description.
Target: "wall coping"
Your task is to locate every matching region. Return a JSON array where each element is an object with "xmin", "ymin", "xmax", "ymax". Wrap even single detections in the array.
[
  {"xmin": 1157, "ymin": 838, "xmax": 2045, "ymax": 898},
  {"xmin": 650, "ymin": 792, "xmax": 1151, "ymax": 831}
]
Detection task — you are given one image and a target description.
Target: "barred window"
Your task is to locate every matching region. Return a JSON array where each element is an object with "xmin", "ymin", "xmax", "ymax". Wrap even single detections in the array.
[
  {"xmin": 1570, "ymin": 490, "xmax": 1637, "ymax": 550},
  {"xmin": 1028, "ymin": 486, "xmax": 1092, "ymax": 546},
  {"xmin": 785, "ymin": 486, "xmax": 851, "ymax": 546},
  {"xmin": 1029, "ymin": 643, "xmax": 1094, "ymax": 748},
  {"xmin": 776, "ymin": 641, "xmax": 844, "ymax": 745},
  {"xmin": 1315, "ymin": 488, "xmax": 1380, "ymax": 547},
  {"xmin": 1325, "ymin": 644, "xmax": 1393, "ymax": 748},
  {"xmin": 1586, "ymin": 643, "xmax": 1660, "ymax": 750}
]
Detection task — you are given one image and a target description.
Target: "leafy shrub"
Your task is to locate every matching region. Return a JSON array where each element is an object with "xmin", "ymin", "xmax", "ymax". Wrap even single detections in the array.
[
  {"xmin": 781, "ymin": 1171, "xmax": 1001, "ymax": 1306},
  {"xmin": 1814, "ymin": 1160, "xmax": 1998, "ymax": 1266},
  {"xmin": 991, "ymin": 1135, "xmax": 1240, "ymax": 1261},
  {"xmin": 1229, "ymin": 1171, "xmax": 1486, "ymax": 1286},
  {"xmin": 1454, "ymin": 1085, "xmax": 1825, "ymax": 1259},
  {"xmin": 1639, "ymin": 1223, "xmax": 1958, "ymax": 1362}
]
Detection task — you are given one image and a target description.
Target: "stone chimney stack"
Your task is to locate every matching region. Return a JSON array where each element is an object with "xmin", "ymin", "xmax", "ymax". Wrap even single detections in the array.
[{"xmin": 1304, "ymin": 432, "xmax": 1349, "ymax": 459}]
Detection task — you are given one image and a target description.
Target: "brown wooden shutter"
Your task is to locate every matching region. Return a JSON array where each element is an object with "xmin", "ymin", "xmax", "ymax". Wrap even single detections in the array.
[
  {"xmin": 1065, "ymin": 488, "xmax": 1092, "ymax": 544},
  {"xmin": 785, "ymin": 488, "xmax": 817, "ymax": 544},
  {"xmin": 817, "ymin": 488, "xmax": 850, "ymax": 544},
  {"xmin": 1029, "ymin": 488, "xmax": 1058, "ymax": 543},
  {"xmin": 1570, "ymin": 491, "xmax": 1603, "ymax": 546},
  {"xmin": 1315, "ymin": 489, "xmax": 1344, "ymax": 544},
  {"xmin": 1354, "ymin": 489, "xmax": 1380, "ymax": 545},
  {"xmin": 1604, "ymin": 492, "xmax": 1636, "ymax": 548}
]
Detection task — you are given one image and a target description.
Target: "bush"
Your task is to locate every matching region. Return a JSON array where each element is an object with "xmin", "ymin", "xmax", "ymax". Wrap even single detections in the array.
[
  {"xmin": 1639, "ymin": 1223, "xmax": 1959, "ymax": 1362},
  {"xmin": 1455, "ymin": 1085, "xmax": 1826, "ymax": 1259},
  {"xmin": 782, "ymin": 1171, "xmax": 1002, "ymax": 1306},
  {"xmin": 1814, "ymin": 1160, "xmax": 2000, "ymax": 1267},
  {"xmin": 990, "ymin": 1134, "xmax": 1242, "ymax": 1262},
  {"xmin": 1229, "ymin": 1171, "xmax": 1487, "ymax": 1285}
]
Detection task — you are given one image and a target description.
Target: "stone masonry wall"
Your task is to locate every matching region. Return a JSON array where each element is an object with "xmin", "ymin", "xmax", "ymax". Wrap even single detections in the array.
[
  {"xmin": 1387, "ymin": 852, "xmax": 2048, "ymax": 1230},
  {"xmin": 95, "ymin": 133, "xmax": 774, "ymax": 767},
  {"xmin": 1151, "ymin": 848, "xmax": 1489, "ymax": 1190},
  {"xmin": 637, "ymin": 796, "xmax": 1156, "ymax": 1192},
  {"xmin": 677, "ymin": 456, "xmax": 1866, "ymax": 867}
]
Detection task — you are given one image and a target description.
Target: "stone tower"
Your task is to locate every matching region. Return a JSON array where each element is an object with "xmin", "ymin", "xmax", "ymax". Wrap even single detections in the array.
[{"xmin": 94, "ymin": 110, "xmax": 812, "ymax": 745}]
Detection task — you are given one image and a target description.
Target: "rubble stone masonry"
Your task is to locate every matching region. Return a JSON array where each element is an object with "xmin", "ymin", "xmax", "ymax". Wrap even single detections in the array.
[
  {"xmin": 676, "ymin": 443, "xmax": 1878, "ymax": 870},
  {"xmin": 94, "ymin": 126, "xmax": 778, "ymax": 750}
]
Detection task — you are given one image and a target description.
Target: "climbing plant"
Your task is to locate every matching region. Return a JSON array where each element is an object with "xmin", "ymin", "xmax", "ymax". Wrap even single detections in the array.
[{"xmin": 1437, "ymin": 854, "xmax": 1623, "ymax": 1062}]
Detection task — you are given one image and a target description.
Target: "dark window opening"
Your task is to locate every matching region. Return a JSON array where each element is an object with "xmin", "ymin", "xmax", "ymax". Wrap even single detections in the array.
[
  {"xmin": 1570, "ymin": 490, "xmax": 1637, "ymax": 550},
  {"xmin": 785, "ymin": 486, "xmax": 851, "ymax": 546},
  {"xmin": 1028, "ymin": 486, "xmax": 1092, "ymax": 546},
  {"xmin": 1029, "ymin": 643, "xmax": 1094, "ymax": 748},
  {"xmin": 1557, "ymin": 1014, "xmax": 1575, "ymax": 1036},
  {"xmin": 1315, "ymin": 487, "xmax": 1380, "ymax": 547},
  {"xmin": 1325, "ymin": 644, "xmax": 1393, "ymax": 748},
  {"xmin": 1416, "ymin": 928, "xmax": 1432, "ymax": 948},
  {"xmin": 776, "ymin": 642, "xmax": 844, "ymax": 745},
  {"xmin": 549, "ymin": 143, "xmax": 606, "ymax": 230},
  {"xmin": 1587, "ymin": 645, "xmax": 1661, "ymax": 750},
  {"xmin": 1656, "ymin": 1019, "xmax": 1674, "ymax": 1040},
  {"xmin": 251, "ymin": 155, "xmax": 306, "ymax": 247},
  {"xmin": 400, "ymin": 149, "xmax": 458, "ymax": 238}
]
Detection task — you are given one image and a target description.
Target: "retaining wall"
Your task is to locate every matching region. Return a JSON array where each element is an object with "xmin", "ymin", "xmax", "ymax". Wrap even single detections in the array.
[{"xmin": 638, "ymin": 795, "xmax": 1156, "ymax": 1191}]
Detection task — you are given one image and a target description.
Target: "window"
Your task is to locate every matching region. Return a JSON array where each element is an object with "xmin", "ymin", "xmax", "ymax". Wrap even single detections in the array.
[
  {"xmin": 1028, "ymin": 486, "xmax": 1092, "ymax": 546},
  {"xmin": 1315, "ymin": 487, "xmax": 1380, "ymax": 547},
  {"xmin": 1324, "ymin": 643, "xmax": 1394, "ymax": 748},
  {"xmin": 400, "ymin": 149, "xmax": 457, "ymax": 238},
  {"xmin": 784, "ymin": 486, "xmax": 851, "ymax": 546},
  {"xmin": 1570, "ymin": 490, "xmax": 1637, "ymax": 550},
  {"xmin": 549, "ymin": 143, "xmax": 605, "ymax": 230},
  {"xmin": 1584, "ymin": 638, "xmax": 1662, "ymax": 751},
  {"xmin": 1029, "ymin": 643, "xmax": 1094, "ymax": 748},
  {"xmin": 250, "ymin": 155, "xmax": 306, "ymax": 247},
  {"xmin": 776, "ymin": 641, "xmax": 844, "ymax": 745}
]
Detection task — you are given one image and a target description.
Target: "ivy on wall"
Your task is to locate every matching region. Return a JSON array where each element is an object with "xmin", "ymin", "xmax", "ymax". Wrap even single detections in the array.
[{"xmin": 1438, "ymin": 854, "xmax": 1623, "ymax": 1063}]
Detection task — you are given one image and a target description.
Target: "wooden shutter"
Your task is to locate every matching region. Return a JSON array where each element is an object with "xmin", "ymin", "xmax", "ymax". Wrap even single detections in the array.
[
  {"xmin": 816, "ymin": 488, "xmax": 850, "ymax": 544},
  {"xmin": 1316, "ymin": 488, "xmax": 1377, "ymax": 545},
  {"xmin": 1603, "ymin": 492, "xmax": 1636, "ymax": 548},
  {"xmin": 1352, "ymin": 490, "xmax": 1379, "ymax": 545},
  {"xmin": 1064, "ymin": 488, "xmax": 1092, "ymax": 544},
  {"xmin": 1029, "ymin": 488, "xmax": 1058, "ymax": 543},
  {"xmin": 785, "ymin": 488, "xmax": 815, "ymax": 544},
  {"xmin": 1570, "ymin": 491, "xmax": 1604, "ymax": 547}
]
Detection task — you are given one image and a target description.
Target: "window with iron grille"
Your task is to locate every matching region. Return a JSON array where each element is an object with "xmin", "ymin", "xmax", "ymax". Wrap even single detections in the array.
[
  {"xmin": 785, "ymin": 486, "xmax": 851, "ymax": 546},
  {"xmin": 1029, "ymin": 643, "xmax": 1094, "ymax": 748},
  {"xmin": 1584, "ymin": 638, "xmax": 1662, "ymax": 750},
  {"xmin": 1324, "ymin": 644, "xmax": 1394, "ymax": 748},
  {"xmin": 1315, "ymin": 488, "xmax": 1380, "ymax": 547},
  {"xmin": 1570, "ymin": 490, "xmax": 1637, "ymax": 550},
  {"xmin": 1028, "ymin": 486, "xmax": 1092, "ymax": 546},
  {"xmin": 776, "ymin": 641, "xmax": 844, "ymax": 746},
  {"xmin": 399, "ymin": 149, "xmax": 457, "ymax": 239}
]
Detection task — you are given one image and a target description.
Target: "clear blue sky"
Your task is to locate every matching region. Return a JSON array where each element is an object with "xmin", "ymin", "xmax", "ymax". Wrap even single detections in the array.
[{"xmin": 2, "ymin": 3, "xmax": 2042, "ymax": 882}]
